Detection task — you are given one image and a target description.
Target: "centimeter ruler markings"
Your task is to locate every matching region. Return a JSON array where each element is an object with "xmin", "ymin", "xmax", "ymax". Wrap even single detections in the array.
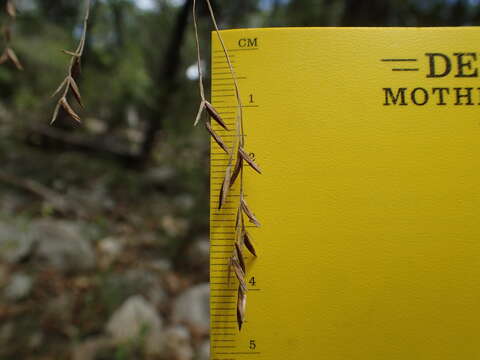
[{"xmin": 210, "ymin": 38, "xmax": 262, "ymax": 359}]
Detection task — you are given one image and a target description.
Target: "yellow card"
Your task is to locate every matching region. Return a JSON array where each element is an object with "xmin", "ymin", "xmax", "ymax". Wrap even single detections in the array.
[{"xmin": 210, "ymin": 28, "xmax": 480, "ymax": 360}]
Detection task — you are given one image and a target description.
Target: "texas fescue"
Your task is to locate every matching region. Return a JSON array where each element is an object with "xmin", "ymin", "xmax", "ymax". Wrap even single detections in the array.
[
  {"xmin": 50, "ymin": 0, "xmax": 90, "ymax": 124},
  {"xmin": 193, "ymin": 0, "xmax": 262, "ymax": 331}
]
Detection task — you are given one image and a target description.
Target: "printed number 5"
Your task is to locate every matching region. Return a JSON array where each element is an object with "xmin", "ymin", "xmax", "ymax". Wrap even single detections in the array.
[{"xmin": 249, "ymin": 340, "xmax": 256, "ymax": 350}]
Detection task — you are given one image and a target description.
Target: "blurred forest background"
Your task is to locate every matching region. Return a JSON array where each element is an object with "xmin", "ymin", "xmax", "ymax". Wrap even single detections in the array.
[{"xmin": 0, "ymin": 0, "xmax": 479, "ymax": 359}]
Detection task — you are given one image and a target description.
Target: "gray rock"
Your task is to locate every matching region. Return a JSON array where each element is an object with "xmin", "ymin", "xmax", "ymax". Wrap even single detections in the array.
[
  {"xmin": 31, "ymin": 220, "xmax": 95, "ymax": 272},
  {"xmin": 197, "ymin": 340, "xmax": 210, "ymax": 360},
  {"xmin": 162, "ymin": 325, "xmax": 194, "ymax": 360},
  {"xmin": 0, "ymin": 221, "xmax": 34, "ymax": 264},
  {"xmin": 172, "ymin": 283, "xmax": 210, "ymax": 334},
  {"xmin": 72, "ymin": 337, "xmax": 113, "ymax": 360},
  {"xmin": 106, "ymin": 295, "xmax": 164, "ymax": 355},
  {"xmin": 3, "ymin": 273, "xmax": 32, "ymax": 301}
]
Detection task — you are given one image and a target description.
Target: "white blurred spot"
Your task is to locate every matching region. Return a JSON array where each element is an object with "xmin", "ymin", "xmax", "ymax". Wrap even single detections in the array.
[
  {"xmin": 134, "ymin": 0, "xmax": 185, "ymax": 11},
  {"xmin": 135, "ymin": 0, "xmax": 157, "ymax": 11},
  {"xmin": 186, "ymin": 62, "xmax": 204, "ymax": 81}
]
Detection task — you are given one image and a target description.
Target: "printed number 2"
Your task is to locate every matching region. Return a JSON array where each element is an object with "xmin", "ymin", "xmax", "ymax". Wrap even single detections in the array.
[{"xmin": 249, "ymin": 340, "xmax": 256, "ymax": 350}]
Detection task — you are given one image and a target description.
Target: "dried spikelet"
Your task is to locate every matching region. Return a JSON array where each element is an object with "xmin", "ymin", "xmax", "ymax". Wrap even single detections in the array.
[
  {"xmin": 235, "ymin": 206, "xmax": 241, "ymax": 228},
  {"xmin": 241, "ymin": 198, "xmax": 261, "ymax": 227},
  {"xmin": 68, "ymin": 76, "xmax": 84, "ymax": 108},
  {"xmin": 218, "ymin": 166, "xmax": 231, "ymax": 209},
  {"xmin": 205, "ymin": 121, "xmax": 229, "ymax": 154},
  {"xmin": 194, "ymin": 101, "xmax": 205, "ymax": 126},
  {"xmin": 234, "ymin": 242, "xmax": 246, "ymax": 273},
  {"xmin": 237, "ymin": 286, "xmax": 247, "ymax": 330},
  {"xmin": 6, "ymin": 48, "xmax": 22, "ymax": 70},
  {"xmin": 51, "ymin": 78, "xmax": 68, "ymax": 98},
  {"xmin": 50, "ymin": 103, "xmax": 61, "ymax": 125},
  {"xmin": 59, "ymin": 98, "xmax": 81, "ymax": 123},
  {"xmin": 231, "ymin": 257, "xmax": 247, "ymax": 291},
  {"xmin": 229, "ymin": 156, "xmax": 242, "ymax": 188},
  {"xmin": 243, "ymin": 230, "xmax": 257, "ymax": 257},
  {"xmin": 0, "ymin": 48, "xmax": 23, "ymax": 70},
  {"xmin": 62, "ymin": 49, "xmax": 79, "ymax": 57},
  {"xmin": 205, "ymin": 101, "xmax": 228, "ymax": 130},
  {"xmin": 6, "ymin": 1, "xmax": 15, "ymax": 18},
  {"xmin": 194, "ymin": 99, "xmax": 228, "ymax": 130},
  {"xmin": 239, "ymin": 147, "xmax": 261, "ymax": 174}
]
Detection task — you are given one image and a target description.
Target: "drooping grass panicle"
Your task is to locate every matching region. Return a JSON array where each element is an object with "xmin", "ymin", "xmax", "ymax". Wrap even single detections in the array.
[
  {"xmin": 50, "ymin": 0, "xmax": 90, "ymax": 124},
  {"xmin": 194, "ymin": 0, "xmax": 262, "ymax": 331},
  {"xmin": 0, "ymin": 0, "xmax": 23, "ymax": 70}
]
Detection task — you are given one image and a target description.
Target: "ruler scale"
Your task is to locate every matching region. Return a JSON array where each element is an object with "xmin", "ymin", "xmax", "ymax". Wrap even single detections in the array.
[
  {"xmin": 210, "ymin": 30, "xmax": 263, "ymax": 360},
  {"xmin": 210, "ymin": 28, "xmax": 480, "ymax": 360}
]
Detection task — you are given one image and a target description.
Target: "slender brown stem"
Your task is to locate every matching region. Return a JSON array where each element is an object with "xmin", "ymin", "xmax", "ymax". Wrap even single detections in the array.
[{"xmin": 192, "ymin": 0, "xmax": 205, "ymax": 101}]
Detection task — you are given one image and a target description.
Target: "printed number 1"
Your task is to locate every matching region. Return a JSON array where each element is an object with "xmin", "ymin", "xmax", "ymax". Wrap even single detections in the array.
[{"xmin": 249, "ymin": 94, "xmax": 254, "ymax": 103}]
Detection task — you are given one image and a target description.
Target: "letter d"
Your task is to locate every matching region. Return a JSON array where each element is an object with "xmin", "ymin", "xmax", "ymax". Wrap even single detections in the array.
[{"xmin": 426, "ymin": 53, "xmax": 451, "ymax": 78}]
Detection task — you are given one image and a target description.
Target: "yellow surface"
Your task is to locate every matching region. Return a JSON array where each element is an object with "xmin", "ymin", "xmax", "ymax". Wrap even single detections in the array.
[{"xmin": 210, "ymin": 28, "xmax": 480, "ymax": 360}]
